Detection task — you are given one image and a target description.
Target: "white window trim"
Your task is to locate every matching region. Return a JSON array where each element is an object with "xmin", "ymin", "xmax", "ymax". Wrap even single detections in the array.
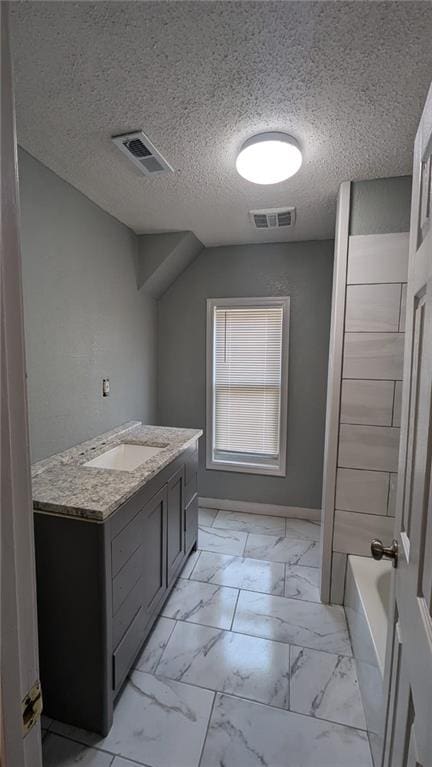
[{"xmin": 206, "ymin": 296, "xmax": 290, "ymax": 477}]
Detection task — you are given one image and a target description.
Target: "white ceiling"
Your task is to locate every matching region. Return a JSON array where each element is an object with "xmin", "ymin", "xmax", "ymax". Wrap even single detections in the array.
[{"xmin": 10, "ymin": 1, "xmax": 432, "ymax": 246}]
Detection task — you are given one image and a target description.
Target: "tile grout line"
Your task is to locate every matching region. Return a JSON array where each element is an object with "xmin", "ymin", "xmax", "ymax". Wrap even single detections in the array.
[
  {"xmin": 287, "ymin": 642, "xmax": 291, "ymax": 711},
  {"xmin": 391, "ymin": 379, "xmax": 397, "ymax": 426},
  {"xmin": 186, "ymin": 558, "xmax": 319, "ymax": 600},
  {"xmin": 151, "ymin": 619, "xmax": 178, "ymax": 676},
  {"xmin": 163, "ymin": 606, "xmax": 354, "ymax": 660},
  {"xmin": 243, "ymin": 531, "xmax": 249, "ymax": 557},
  {"xmin": 180, "ymin": 525, "xmax": 362, "ymax": 752},
  {"xmin": 197, "ymin": 691, "xmax": 218, "ymax": 767},
  {"xmin": 160, "ymin": 614, "xmax": 297, "ymax": 648},
  {"xmin": 42, "ymin": 730, "xmax": 119, "ymax": 760},
  {"xmin": 153, "ymin": 666, "xmax": 291, "ymax": 717},
  {"xmin": 397, "ymin": 282, "xmax": 403, "ymax": 332},
  {"xmin": 221, "ymin": 613, "xmax": 352, "ymax": 658},
  {"xmin": 204, "ymin": 689, "xmax": 370, "ymax": 735},
  {"xmin": 164, "ymin": 579, "xmax": 346, "ymax": 640},
  {"xmin": 185, "ymin": 570, "xmax": 286, "ymax": 598},
  {"xmin": 43, "ymin": 718, "xmax": 54, "ymax": 734},
  {"xmin": 196, "ymin": 547, "xmax": 320, "ymax": 567},
  {"xmin": 200, "ymin": 514, "xmax": 308, "ymax": 538},
  {"xmin": 229, "ymin": 587, "xmax": 241, "ymax": 631},
  {"xmin": 50, "ymin": 645, "xmax": 363, "ymax": 758},
  {"xmin": 149, "ymin": 665, "xmax": 369, "ymax": 737},
  {"xmin": 49, "ymin": 505, "xmax": 363, "ymax": 767},
  {"xmin": 50, "ymin": 670, "xmax": 368, "ymax": 758},
  {"xmin": 50, "ymin": 729, "xmax": 154, "ymax": 767},
  {"xmin": 186, "ymin": 550, "xmax": 201, "ymax": 579},
  {"xmin": 198, "ymin": 525, "xmax": 321, "ymax": 565},
  {"xmin": 133, "ymin": 617, "xmax": 177, "ymax": 675},
  {"xmin": 385, "ymin": 471, "xmax": 391, "ymax": 516}
]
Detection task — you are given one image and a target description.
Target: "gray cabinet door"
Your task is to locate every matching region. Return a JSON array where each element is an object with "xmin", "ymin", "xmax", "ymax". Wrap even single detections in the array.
[
  {"xmin": 112, "ymin": 486, "xmax": 167, "ymax": 695},
  {"xmin": 167, "ymin": 466, "xmax": 185, "ymax": 586},
  {"xmin": 141, "ymin": 485, "xmax": 167, "ymax": 615}
]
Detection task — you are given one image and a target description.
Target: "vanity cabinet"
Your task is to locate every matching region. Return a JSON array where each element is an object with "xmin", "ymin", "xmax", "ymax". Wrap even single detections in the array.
[{"xmin": 34, "ymin": 441, "xmax": 199, "ymax": 735}]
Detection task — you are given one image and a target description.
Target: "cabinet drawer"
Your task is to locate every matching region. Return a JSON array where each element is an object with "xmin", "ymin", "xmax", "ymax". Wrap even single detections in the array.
[
  {"xmin": 112, "ymin": 606, "xmax": 145, "ymax": 694},
  {"xmin": 112, "ymin": 508, "xmax": 143, "ymax": 577},
  {"xmin": 185, "ymin": 494, "xmax": 198, "ymax": 552},
  {"xmin": 113, "ymin": 575, "xmax": 144, "ymax": 649},
  {"xmin": 112, "ymin": 544, "xmax": 143, "ymax": 614}
]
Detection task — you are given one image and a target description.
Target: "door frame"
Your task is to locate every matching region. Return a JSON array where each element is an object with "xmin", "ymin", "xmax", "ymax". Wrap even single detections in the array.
[
  {"xmin": 381, "ymin": 81, "xmax": 432, "ymax": 767},
  {"xmin": 1, "ymin": 4, "xmax": 42, "ymax": 765}
]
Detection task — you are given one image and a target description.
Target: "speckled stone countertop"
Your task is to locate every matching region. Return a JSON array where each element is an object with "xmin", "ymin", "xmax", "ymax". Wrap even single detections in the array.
[{"xmin": 31, "ymin": 422, "xmax": 202, "ymax": 522}]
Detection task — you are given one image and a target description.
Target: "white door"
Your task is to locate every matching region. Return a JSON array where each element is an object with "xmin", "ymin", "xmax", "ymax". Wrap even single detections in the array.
[
  {"xmin": 1, "ymin": 4, "xmax": 43, "ymax": 766},
  {"xmin": 381, "ymin": 82, "xmax": 432, "ymax": 767}
]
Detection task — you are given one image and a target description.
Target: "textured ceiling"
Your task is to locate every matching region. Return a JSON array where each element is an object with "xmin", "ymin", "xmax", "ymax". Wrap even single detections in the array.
[{"xmin": 10, "ymin": 1, "xmax": 432, "ymax": 246}]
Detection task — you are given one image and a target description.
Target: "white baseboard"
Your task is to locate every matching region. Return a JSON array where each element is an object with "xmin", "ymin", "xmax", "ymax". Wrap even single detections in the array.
[{"xmin": 198, "ymin": 496, "xmax": 321, "ymax": 521}]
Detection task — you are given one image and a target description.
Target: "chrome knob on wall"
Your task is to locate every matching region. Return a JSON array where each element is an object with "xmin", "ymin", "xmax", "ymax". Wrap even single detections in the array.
[{"xmin": 371, "ymin": 538, "xmax": 398, "ymax": 568}]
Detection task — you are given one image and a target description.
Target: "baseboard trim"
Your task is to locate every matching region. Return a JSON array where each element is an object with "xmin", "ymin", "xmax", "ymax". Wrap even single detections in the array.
[{"xmin": 198, "ymin": 497, "xmax": 321, "ymax": 521}]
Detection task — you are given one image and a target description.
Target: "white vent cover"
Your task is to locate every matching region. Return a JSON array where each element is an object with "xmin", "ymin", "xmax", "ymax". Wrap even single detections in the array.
[
  {"xmin": 112, "ymin": 131, "xmax": 173, "ymax": 176},
  {"xmin": 249, "ymin": 207, "xmax": 296, "ymax": 229}
]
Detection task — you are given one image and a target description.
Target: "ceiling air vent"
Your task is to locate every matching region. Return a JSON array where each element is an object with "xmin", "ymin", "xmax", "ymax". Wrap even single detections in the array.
[
  {"xmin": 249, "ymin": 207, "xmax": 296, "ymax": 229},
  {"xmin": 112, "ymin": 131, "xmax": 174, "ymax": 176}
]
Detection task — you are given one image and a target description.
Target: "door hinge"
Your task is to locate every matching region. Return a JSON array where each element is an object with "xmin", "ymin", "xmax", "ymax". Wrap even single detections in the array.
[{"xmin": 22, "ymin": 680, "xmax": 43, "ymax": 735}]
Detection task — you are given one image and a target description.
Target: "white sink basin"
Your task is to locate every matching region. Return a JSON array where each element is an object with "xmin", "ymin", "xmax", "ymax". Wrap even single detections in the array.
[{"xmin": 84, "ymin": 443, "xmax": 166, "ymax": 472}]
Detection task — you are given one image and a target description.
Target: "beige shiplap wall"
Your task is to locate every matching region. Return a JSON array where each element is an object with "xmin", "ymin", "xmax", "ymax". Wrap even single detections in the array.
[{"xmin": 330, "ymin": 232, "xmax": 409, "ymax": 601}]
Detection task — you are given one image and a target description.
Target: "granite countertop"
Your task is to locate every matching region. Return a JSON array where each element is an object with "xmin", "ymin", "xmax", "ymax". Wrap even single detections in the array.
[{"xmin": 31, "ymin": 421, "xmax": 202, "ymax": 522}]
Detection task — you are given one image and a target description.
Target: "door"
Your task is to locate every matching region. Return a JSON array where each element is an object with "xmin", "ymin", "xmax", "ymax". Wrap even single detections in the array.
[
  {"xmin": 166, "ymin": 466, "xmax": 185, "ymax": 586},
  {"xmin": 1, "ymin": 4, "xmax": 43, "ymax": 766},
  {"xmin": 381, "ymin": 82, "xmax": 432, "ymax": 767}
]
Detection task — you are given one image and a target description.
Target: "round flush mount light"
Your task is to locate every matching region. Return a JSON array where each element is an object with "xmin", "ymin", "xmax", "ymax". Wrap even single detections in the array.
[{"xmin": 236, "ymin": 132, "xmax": 302, "ymax": 185}]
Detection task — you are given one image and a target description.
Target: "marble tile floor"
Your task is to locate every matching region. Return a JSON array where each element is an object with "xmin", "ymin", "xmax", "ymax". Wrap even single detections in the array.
[{"xmin": 42, "ymin": 507, "xmax": 372, "ymax": 767}]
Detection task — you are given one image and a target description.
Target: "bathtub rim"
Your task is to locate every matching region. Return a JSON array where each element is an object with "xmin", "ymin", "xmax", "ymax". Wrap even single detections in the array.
[{"xmin": 347, "ymin": 554, "xmax": 392, "ymax": 676}]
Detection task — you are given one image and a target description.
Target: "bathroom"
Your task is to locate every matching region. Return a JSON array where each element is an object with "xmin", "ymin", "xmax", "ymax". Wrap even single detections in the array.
[{"xmin": 2, "ymin": 2, "xmax": 432, "ymax": 767}]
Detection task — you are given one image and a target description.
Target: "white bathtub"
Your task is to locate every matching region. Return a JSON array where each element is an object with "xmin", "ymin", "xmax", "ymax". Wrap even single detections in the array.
[{"xmin": 344, "ymin": 555, "xmax": 392, "ymax": 767}]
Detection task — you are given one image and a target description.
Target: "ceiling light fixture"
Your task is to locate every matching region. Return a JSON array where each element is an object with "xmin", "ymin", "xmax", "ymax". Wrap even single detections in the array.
[{"xmin": 236, "ymin": 132, "xmax": 302, "ymax": 185}]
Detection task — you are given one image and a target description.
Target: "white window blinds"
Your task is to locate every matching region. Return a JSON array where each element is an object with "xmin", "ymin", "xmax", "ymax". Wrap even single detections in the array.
[{"xmin": 213, "ymin": 305, "xmax": 284, "ymax": 458}]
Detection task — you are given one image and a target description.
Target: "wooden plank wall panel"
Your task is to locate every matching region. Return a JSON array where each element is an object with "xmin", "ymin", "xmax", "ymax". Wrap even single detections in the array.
[
  {"xmin": 338, "ymin": 424, "xmax": 400, "ymax": 473},
  {"xmin": 343, "ymin": 333, "xmax": 405, "ymax": 380},
  {"xmin": 347, "ymin": 232, "xmax": 410, "ymax": 284},
  {"xmin": 345, "ymin": 284, "xmax": 402, "ymax": 332},
  {"xmin": 336, "ymin": 468, "xmax": 389, "ymax": 515},
  {"xmin": 333, "ymin": 510, "xmax": 395, "ymax": 556},
  {"xmin": 330, "ymin": 231, "xmax": 409, "ymax": 599},
  {"xmin": 340, "ymin": 380, "xmax": 394, "ymax": 425}
]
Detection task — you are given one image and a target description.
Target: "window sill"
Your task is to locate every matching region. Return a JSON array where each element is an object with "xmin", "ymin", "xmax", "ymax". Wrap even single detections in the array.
[{"xmin": 206, "ymin": 457, "xmax": 286, "ymax": 477}]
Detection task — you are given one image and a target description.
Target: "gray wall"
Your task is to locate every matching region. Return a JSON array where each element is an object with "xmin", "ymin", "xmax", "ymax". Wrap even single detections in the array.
[
  {"xmin": 19, "ymin": 149, "xmax": 157, "ymax": 461},
  {"xmin": 158, "ymin": 241, "xmax": 334, "ymax": 509},
  {"xmin": 350, "ymin": 176, "xmax": 412, "ymax": 235}
]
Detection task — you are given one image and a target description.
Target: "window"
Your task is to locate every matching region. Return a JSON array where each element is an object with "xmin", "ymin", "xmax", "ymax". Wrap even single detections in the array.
[{"xmin": 206, "ymin": 297, "xmax": 290, "ymax": 476}]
